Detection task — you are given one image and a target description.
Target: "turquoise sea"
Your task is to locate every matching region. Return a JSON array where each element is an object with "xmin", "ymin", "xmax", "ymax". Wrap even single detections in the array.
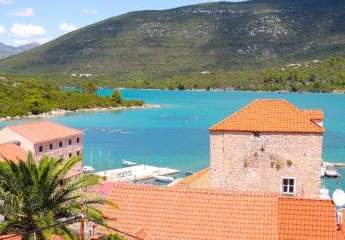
[{"xmin": 1, "ymin": 89, "xmax": 345, "ymax": 191}]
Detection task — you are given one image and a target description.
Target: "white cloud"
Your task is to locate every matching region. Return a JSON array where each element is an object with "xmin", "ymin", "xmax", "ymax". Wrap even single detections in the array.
[
  {"xmin": 0, "ymin": 0, "xmax": 13, "ymax": 4},
  {"xmin": 11, "ymin": 23, "xmax": 46, "ymax": 37},
  {"xmin": 10, "ymin": 8, "xmax": 35, "ymax": 17},
  {"xmin": 58, "ymin": 22, "xmax": 77, "ymax": 33},
  {"xmin": 0, "ymin": 25, "xmax": 5, "ymax": 34},
  {"xmin": 81, "ymin": 8, "xmax": 99, "ymax": 15}
]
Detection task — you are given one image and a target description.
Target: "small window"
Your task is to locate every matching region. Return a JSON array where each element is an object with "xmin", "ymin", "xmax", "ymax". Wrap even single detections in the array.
[
  {"xmin": 68, "ymin": 139, "xmax": 72, "ymax": 145},
  {"xmin": 77, "ymin": 138, "xmax": 80, "ymax": 143},
  {"xmin": 59, "ymin": 141, "xmax": 63, "ymax": 148},
  {"xmin": 49, "ymin": 144, "xmax": 53, "ymax": 150},
  {"xmin": 253, "ymin": 132, "xmax": 260, "ymax": 138},
  {"xmin": 282, "ymin": 178, "xmax": 295, "ymax": 195},
  {"xmin": 39, "ymin": 146, "xmax": 43, "ymax": 153},
  {"xmin": 69, "ymin": 153, "xmax": 72, "ymax": 158},
  {"xmin": 76, "ymin": 151, "xmax": 80, "ymax": 156}
]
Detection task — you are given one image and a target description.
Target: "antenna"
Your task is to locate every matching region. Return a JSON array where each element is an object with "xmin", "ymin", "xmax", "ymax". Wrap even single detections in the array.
[{"xmin": 332, "ymin": 189, "xmax": 345, "ymax": 208}]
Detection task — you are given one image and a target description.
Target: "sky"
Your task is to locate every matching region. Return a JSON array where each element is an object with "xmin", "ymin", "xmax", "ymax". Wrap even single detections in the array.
[{"xmin": 0, "ymin": 0, "xmax": 244, "ymax": 46}]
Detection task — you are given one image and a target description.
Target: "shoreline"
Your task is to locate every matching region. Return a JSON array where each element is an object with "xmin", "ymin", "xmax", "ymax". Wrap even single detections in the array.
[
  {"xmin": 119, "ymin": 87, "xmax": 345, "ymax": 94},
  {"xmin": 0, "ymin": 104, "xmax": 161, "ymax": 122}
]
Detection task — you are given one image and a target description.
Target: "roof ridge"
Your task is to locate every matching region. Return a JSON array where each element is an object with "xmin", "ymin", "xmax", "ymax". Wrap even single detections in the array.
[
  {"xmin": 5, "ymin": 120, "xmax": 83, "ymax": 143},
  {"xmin": 278, "ymin": 195, "xmax": 332, "ymax": 203},
  {"xmin": 208, "ymin": 100, "xmax": 256, "ymax": 131},
  {"xmin": 111, "ymin": 182, "xmax": 280, "ymax": 198}
]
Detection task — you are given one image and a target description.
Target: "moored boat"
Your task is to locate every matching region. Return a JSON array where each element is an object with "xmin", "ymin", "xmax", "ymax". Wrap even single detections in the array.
[
  {"xmin": 123, "ymin": 160, "xmax": 137, "ymax": 167},
  {"xmin": 325, "ymin": 167, "xmax": 340, "ymax": 178},
  {"xmin": 154, "ymin": 175, "xmax": 175, "ymax": 183}
]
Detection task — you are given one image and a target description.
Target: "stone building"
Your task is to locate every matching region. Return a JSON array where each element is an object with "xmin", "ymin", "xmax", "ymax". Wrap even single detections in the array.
[
  {"xmin": 209, "ymin": 99, "xmax": 324, "ymax": 199},
  {"xmin": 0, "ymin": 121, "xmax": 84, "ymax": 176}
]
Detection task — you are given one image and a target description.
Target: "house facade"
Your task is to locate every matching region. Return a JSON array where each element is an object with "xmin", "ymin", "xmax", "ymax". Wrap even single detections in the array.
[
  {"xmin": 209, "ymin": 99, "xmax": 324, "ymax": 199},
  {"xmin": 0, "ymin": 121, "xmax": 84, "ymax": 176}
]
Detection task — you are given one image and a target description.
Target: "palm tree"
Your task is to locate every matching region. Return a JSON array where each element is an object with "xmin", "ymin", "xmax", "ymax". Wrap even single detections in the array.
[{"xmin": 0, "ymin": 154, "xmax": 109, "ymax": 240}]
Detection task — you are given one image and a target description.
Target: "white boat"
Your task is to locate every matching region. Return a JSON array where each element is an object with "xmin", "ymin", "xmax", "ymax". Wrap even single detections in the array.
[
  {"xmin": 154, "ymin": 175, "xmax": 175, "ymax": 183},
  {"xmin": 83, "ymin": 166, "xmax": 96, "ymax": 173},
  {"xmin": 325, "ymin": 167, "xmax": 340, "ymax": 178},
  {"xmin": 122, "ymin": 160, "xmax": 137, "ymax": 167}
]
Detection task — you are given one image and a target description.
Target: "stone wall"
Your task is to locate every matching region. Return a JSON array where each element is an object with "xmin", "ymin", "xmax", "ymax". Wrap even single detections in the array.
[{"xmin": 210, "ymin": 131, "xmax": 323, "ymax": 199}]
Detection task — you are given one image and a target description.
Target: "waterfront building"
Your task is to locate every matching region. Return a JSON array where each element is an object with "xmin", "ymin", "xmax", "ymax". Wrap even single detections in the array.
[
  {"xmin": 176, "ymin": 99, "xmax": 324, "ymax": 199},
  {"xmin": 0, "ymin": 121, "xmax": 83, "ymax": 176},
  {"xmin": 209, "ymin": 99, "xmax": 324, "ymax": 198}
]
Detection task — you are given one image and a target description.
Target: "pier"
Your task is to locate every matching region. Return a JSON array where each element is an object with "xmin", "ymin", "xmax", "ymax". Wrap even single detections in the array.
[
  {"xmin": 324, "ymin": 162, "xmax": 345, "ymax": 168},
  {"xmin": 96, "ymin": 164, "xmax": 179, "ymax": 182}
]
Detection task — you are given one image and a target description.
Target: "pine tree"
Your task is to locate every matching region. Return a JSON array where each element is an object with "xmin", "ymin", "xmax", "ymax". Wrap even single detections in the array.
[{"xmin": 111, "ymin": 89, "xmax": 122, "ymax": 104}]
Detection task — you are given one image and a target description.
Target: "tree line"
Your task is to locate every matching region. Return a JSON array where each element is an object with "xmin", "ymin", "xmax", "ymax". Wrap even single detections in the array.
[{"xmin": 0, "ymin": 79, "xmax": 143, "ymax": 118}]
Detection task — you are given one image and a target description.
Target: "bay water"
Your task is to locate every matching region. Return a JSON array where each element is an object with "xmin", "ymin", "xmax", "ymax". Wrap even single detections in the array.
[{"xmin": 1, "ymin": 89, "xmax": 345, "ymax": 191}]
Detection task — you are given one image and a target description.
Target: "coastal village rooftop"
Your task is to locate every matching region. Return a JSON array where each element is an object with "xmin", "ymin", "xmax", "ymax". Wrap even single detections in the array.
[
  {"xmin": 209, "ymin": 99, "xmax": 324, "ymax": 133},
  {"xmin": 0, "ymin": 143, "xmax": 26, "ymax": 161},
  {"xmin": 6, "ymin": 121, "xmax": 83, "ymax": 143},
  {"xmin": 0, "ymin": 121, "xmax": 84, "ymax": 177},
  {"xmin": 95, "ymin": 182, "xmax": 345, "ymax": 240}
]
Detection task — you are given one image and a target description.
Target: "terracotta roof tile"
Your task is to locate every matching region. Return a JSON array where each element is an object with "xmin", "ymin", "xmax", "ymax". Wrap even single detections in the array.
[
  {"xmin": 7, "ymin": 121, "xmax": 83, "ymax": 143},
  {"xmin": 173, "ymin": 168, "xmax": 209, "ymax": 188},
  {"xmin": 100, "ymin": 183, "xmax": 340, "ymax": 240},
  {"xmin": 0, "ymin": 143, "xmax": 27, "ymax": 161},
  {"xmin": 278, "ymin": 198, "xmax": 339, "ymax": 240},
  {"xmin": 0, "ymin": 235, "xmax": 63, "ymax": 240},
  {"xmin": 209, "ymin": 99, "xmax": 324, "ymax": 133},
  {"xmin": 0, "ymin": 235, "xmax": 21, "ymax": 240}
]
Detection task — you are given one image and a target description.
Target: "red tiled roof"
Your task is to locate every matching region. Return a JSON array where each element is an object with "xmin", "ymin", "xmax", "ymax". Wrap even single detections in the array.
[
  {"xmin": 0, "ymin": 235, "xmax": 21, "ymax": 240},
  {"xmin": 209, "ymin": 99, "xmax": 324, "ymax": 133},
  {"xmin": 278, "ymin": 198, "xmax": 339, "ymax": 240},
  {"xmin": 0, "ymin": 143, "xmax": 27, "ymax": 161},
  {"xmin": 101, "ymin": 183, "xmax": 341, "ymax": 240},
  {"xmin": 7, "ymin": 121, "xmax": 82, "ymax": 143},
  {"xmin": 0, "ymin": 234, "xmax": 63, "ymax": 240}
]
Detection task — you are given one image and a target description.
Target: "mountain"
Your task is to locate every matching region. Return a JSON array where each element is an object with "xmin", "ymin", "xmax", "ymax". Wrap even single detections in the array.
[
  {"xmin": 0, "ymin": 0, "xmax": 345, "ymax": 79},
  {"xmin": 0, "ymin": 42, "xmax": 39, "ymax": 60}
]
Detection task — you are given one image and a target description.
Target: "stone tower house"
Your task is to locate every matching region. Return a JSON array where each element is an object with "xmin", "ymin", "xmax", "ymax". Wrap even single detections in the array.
[{"xmin": 209, "ymin": 99, "xmax": 324, "ymax": 199}]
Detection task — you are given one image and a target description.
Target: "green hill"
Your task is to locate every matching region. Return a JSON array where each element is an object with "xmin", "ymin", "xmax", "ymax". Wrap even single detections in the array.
[{"xmin": 1, "ymin": 0, "xmax": 345, "ymax": 80}]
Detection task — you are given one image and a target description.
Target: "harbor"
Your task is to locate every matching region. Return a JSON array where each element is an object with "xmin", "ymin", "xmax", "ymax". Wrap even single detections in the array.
[{"xmin": 95, "ymin": 164, "xmax": 179, "ymax": 183}]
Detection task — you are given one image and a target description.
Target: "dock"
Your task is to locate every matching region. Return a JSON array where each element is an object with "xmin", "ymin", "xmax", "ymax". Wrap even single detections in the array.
[
  {"xmin": 96, "ymin": 164, "xmax": 179, "ymax": 182},
  {"xmin": 324, "ymin": 162, "xmax": 345, "ymax": 168}
]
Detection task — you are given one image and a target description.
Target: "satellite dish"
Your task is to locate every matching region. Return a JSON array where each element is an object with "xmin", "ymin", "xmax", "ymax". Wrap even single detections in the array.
[{"xmin": 332, "ymin": 189, "xmax": 345, "ymax": 207}]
